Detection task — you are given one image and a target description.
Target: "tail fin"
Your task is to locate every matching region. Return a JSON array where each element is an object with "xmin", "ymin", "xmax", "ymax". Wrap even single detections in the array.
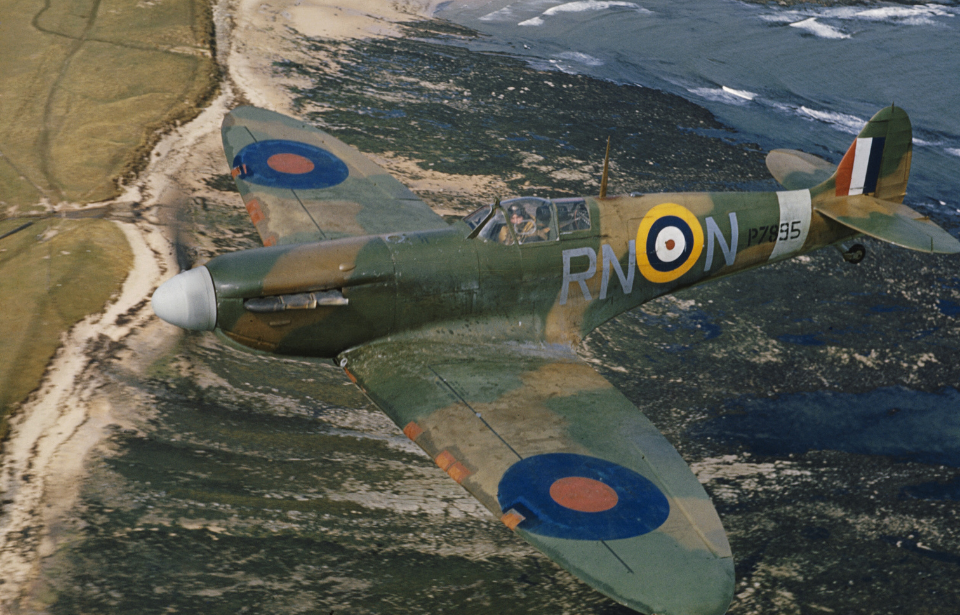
[
  {"xmin": 829, "ymin": 105, "xmax": 912, "ymax": 204},
  {"xmin": 813, "ymin": 105, "xmax": 959, "ymax": 255}
]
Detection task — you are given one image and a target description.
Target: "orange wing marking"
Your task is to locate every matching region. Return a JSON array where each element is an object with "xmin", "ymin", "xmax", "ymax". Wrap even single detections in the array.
[
  {"xmin": 245, "ymin": 198, "xmax": 266, "ymax": 225},
  {"xmin": 403, "ymin": 421, "xmax": 424, "ymax": 441},
  {"xmin": 500, "ymin": 509, "xmax": 525, "ymax": 530},
  {"xmin": 434, "ymin": 450, "xmax": 471, "ymax": 484}
]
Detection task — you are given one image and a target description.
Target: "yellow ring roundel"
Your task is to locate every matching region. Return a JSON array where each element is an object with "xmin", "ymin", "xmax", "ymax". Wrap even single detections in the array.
[{"xmin": 636, "ymin": 203, "xmax": 704, "ymax": 283}]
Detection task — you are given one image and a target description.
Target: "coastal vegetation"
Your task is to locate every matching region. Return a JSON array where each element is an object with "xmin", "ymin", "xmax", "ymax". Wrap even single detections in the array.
[
  {"xmin": 0, "ymin": 0, "xmax": 219, "ymax": 442},
  {"xmin": 0, "ymin": 218, "xmax": 131, "ymax": 442}
]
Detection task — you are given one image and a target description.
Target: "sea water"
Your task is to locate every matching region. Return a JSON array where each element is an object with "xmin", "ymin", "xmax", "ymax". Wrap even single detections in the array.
[{"xmin": 440, "ymin": 0, "xmax": 960, "ymax": 232}]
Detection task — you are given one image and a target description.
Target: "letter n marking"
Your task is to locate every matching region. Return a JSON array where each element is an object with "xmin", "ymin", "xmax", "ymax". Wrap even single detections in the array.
[{"xmin": 705, "ymin": 213, "xmax": 738, "ymax": 273}]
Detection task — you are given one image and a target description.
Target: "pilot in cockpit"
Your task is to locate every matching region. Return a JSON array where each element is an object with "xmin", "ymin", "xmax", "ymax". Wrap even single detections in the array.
[{"xmin": 500, "ymin": 204, "xmax": 536, "ymax": 244}]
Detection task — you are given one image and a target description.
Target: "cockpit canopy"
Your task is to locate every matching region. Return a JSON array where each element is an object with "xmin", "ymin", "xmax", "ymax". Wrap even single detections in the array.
[{"xmin": 463, "ymin": 197, "xmax": 591, "ymax": 245}]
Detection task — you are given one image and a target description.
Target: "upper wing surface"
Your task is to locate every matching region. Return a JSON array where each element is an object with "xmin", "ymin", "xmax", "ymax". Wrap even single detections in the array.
[
  {"xmin": 340, "ymin": 339, "xmax": 733, "ymax": 615},
  {"xmin": 222, "ymin": 106, "xmax": 449, "ymax": 246}
]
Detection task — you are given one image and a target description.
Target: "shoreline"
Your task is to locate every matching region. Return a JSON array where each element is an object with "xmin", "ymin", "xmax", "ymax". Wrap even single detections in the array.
[{"xmin": 0, "ymin": 0, "xmax": 463, "ymax": 608}]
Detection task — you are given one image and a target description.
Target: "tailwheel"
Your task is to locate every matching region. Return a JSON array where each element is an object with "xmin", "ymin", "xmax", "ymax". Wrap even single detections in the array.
[{"xmin": 837, "ymin": 242, "xmax": 866, "ymax": 264}]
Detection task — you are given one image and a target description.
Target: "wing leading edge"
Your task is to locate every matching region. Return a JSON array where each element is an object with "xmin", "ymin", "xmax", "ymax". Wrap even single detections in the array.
[
  {"xmin": 340, "ymin": 339, "xmax": 733, "ymax": 615},
  {"xmin": 222, "ymin": 106, "xmax": 449, "ymax": 246}
]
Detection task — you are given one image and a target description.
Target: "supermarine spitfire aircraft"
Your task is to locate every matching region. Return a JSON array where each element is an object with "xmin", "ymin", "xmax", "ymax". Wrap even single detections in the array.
[{"xmin": 152, "ymin": 105, "xmax": 958, "ymax": 615}]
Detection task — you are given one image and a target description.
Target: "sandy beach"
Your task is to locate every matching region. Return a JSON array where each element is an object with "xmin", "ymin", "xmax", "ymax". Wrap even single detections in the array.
[{"xmin": 0, "ymin": 0, "xmax": 449, "ymax": 609}]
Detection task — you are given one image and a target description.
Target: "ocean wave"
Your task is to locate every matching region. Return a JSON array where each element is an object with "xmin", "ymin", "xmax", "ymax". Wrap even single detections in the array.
[
  {"xmin": 722, "ymin": 86, "xmax": 757, "ymax": 101},
  {"xmin": 789, "ymin": 18, "xmax": 850, "ymax": 39},
  {"xmin": 761, "ymin": 3, "xmax": 954, "ymax": 30},
  {"xmin": 688, "ymin": 86, "xmax": 756, "ymax": 105},
  {"xmin": 947, "ymin": 148, "xmax": 960, "ymax": 158},
  {"xmin": 479, "ymin": 6, "xmax": 517, "ymax": 22},
  {"xmin": 519, "ymin": 1, "xmax": 651, "ymax": 26},
  {"xmin": 556, "ymin": 51, "xmax": 604, "ymax": 66},
  {"xmin": 851, "ymin": 4, "xmax": 953, "ymax": 26},
  {"xmin": 799, "ymin": 106, "xmax": 864, "ymax": 133},
  {"xmin": 758, "ymin": 13, "xmax": 795, "ymax": 24}
]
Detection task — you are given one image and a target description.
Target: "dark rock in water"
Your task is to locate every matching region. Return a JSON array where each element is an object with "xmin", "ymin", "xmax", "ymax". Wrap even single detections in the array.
[
  {"xmin": 277, "ymin": 20, "xmax": 770, "ymax": 213},
  {"xmin": 692, "ymin": 386, "xmax": 960, "ymax": 467},
  {"xmin": 901, "ymin": 476, "xmax": 960, "ymax": 502}
]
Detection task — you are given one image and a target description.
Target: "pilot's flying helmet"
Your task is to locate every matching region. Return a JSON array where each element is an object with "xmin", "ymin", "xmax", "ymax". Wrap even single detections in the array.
[{"xmin": 508, "ymin": 204, "xmax": 530, "ymax": 219}]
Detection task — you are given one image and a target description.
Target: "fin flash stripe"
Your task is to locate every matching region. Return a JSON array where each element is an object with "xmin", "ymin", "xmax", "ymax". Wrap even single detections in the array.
[{"xmin": 836, "ymin": 137, "xmax": 885, "ymax": 196}]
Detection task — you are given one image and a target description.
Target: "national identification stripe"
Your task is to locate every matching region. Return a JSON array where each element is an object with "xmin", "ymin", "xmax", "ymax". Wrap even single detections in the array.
[
  {"xmin": 836, "ymin": 137, "xmax": 886, "ymax": 196},
  {"xmin": 769, "ymin": 190, "xmax": 812, "ymax": 261}
]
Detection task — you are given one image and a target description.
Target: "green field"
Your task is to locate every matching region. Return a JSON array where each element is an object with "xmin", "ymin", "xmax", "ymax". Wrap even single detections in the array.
[
  {"xmin": 0, "ymin": 0, "xmax": 218, "ymax": 442},
  {"xmin": 0, "ymin": 218, "xmax": 132, "ymax": 441},
  {"xmin": 0, "ymin": 0, "xmax": 218, "ymax": 207}
]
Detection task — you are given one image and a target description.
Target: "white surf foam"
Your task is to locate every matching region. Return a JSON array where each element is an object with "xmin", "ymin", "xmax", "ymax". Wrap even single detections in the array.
[
  {"xmin": 789, "ymin": 17, "xmax": 850, "ymax": 39},
  {"xmin": 851, "ymin": 4, "xmax": 953, "ymax": 26},
  {"xmin": 762, "ymin": 3, "xmax": 954, "ymax": 31},
  {"xmin": 556, "ymin": 51, "xmax": 604, "ymax": 66},
  {"xmin": 519, "ymin": 1, "xmax": 651, "ymax": 26},
  {"xmin": 799, "ymin": 106, "xmax": 864, "ymax": 133},
  {"xmin": 722, "ymin": 86, "xmax": 757, "ymax": 101},
  {"xmin": 758, "ymin": 13, "xmax": 795, "ymax": 24},
  {"xmin": 519, "ymin": 16, "xmax": 545, "ymax": 26},
  {"xmin": 688, "ymin": 87, "xmax": 755, "ymax": 106},
  {"xmin": 946, "ymin": 148, "xmax": 960, "ymax": 158},
  {"xmin": 479, "ymin": 6, "xmax": 516, "ymax": 22}
]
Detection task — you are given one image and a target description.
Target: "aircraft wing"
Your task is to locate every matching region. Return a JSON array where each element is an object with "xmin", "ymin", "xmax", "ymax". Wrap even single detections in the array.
[
  {"xmin": 221, "ymin": 106, "xmax": 449, "ymax": 246},
  {"xmin": 340, "ymin": 339, "xmax": 734, "ymax": 615},
  {"xmin": 816, "ymin": 194, "xmax": 960, "ymax": 254},
  {"xmin": 766, "ymin": 148, "xmax": 836, "ymax": 190}
]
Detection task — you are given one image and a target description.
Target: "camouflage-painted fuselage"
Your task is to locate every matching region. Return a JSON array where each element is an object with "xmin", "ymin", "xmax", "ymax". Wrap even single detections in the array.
[{"xmin": 210, "ymin": 187, "xmax": 855, "ymax": 358}]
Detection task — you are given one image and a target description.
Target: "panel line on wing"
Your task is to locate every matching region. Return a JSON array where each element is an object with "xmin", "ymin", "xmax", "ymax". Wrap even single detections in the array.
[
  {"xmin": 601, "ymin": 541, "xmax": 635, "ymax": 574},
  {"xmin": 427, "ymin": 365, "xmax": 524, "ymax": 461},
  {"xmin": 290, "ymin": 189, "xmax": 327, "ymax": 240}
]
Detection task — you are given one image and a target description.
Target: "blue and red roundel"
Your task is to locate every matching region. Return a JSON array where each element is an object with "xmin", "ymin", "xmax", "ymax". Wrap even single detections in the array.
[
  {"xmin": 497, "ymin": 453, "xmax": 670, "ymax": 541},
  {"xmin": 231, "ymin": 140, "xmax": 349, "ymax": 190}
]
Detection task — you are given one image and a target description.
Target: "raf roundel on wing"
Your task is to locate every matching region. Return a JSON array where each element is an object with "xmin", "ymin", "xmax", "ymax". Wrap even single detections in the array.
[
  {"xmin": 497, "ymin": 453, "xmax": 670, "ymax": 541},
  {"xmin": 232, "ymin": 140, "xmax": 349, "ymax": 190}
]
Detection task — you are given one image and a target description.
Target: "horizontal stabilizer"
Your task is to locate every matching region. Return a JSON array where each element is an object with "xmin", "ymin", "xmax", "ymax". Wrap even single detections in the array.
[
  {"xmin": 815, "ymin": 195, "xmax": 960, "ymax": 254},
  {"xmin": 766, "ymin": 149, "xmax": 836, "ymax": 190}
]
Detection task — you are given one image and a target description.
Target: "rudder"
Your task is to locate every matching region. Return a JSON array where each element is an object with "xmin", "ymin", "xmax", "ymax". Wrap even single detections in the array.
[{"xmin": 831, "ymin": 105, "xmax": 912, "ymax": 204}]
